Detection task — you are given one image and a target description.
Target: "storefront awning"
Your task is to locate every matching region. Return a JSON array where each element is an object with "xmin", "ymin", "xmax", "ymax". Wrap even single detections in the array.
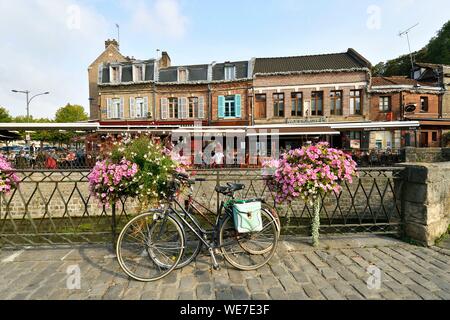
[
  {"xmin": 247, "ymin": 127, "xmax": 341, "ymax": 137},
  {"xmin": 331, "ymin": 121, "xmax": 420, "ymax": 131}
]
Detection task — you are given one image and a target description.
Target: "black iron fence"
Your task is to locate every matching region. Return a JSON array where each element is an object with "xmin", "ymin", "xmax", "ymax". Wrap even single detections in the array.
[{"xmin": 0, "ymin": 168, "xmax": 405, "ymax": 248}]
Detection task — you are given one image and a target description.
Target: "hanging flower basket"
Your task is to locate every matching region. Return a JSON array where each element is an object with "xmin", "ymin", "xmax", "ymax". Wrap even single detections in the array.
[
  {"xmin": 88, "ymin": 135, "xmax": 188, "ymax": 208},
  {"xmin": 0, "ymin": 154, "xmax": 20, "ymax": 194},
  {"xmin": 263, "ymin": 142, "xmax": 358, "ymax": 247}
]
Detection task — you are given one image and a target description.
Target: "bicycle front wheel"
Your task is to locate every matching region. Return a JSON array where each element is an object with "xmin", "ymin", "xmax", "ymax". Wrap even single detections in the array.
[
  {"xmin": 116, "ymin": 212, "xmax": 185, "ymax": 282},
  {"xmin": 219, "ymin": 209, "xmax": 279, "ymax": 271}
]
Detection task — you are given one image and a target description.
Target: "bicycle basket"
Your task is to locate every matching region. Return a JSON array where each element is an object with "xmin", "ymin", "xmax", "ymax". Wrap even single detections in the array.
[{"xmin": 233, "ymin": 201, "xmax": 263, "ymax": 233}]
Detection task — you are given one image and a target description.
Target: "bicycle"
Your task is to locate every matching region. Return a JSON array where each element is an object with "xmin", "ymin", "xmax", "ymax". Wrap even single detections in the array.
[{"xmin": 116, "ymin": 172, "xmax": 280, "ymax": 282}]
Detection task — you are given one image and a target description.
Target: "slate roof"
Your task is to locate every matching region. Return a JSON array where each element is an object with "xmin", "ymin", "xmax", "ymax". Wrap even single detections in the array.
[
  {"xmin": 100, "ymin": 60, "xmax": 156, "ymax": 84},
  {"xmin": 212, "ymin": 61, "xmax": 249, "ymax": 81},
  {"xmin": 158, "ymin": 64, "xmax": 209, "ymax": 83},
  {"xmin": 253, "ymin": 49, "xmax": 371, "ymax": 74}
]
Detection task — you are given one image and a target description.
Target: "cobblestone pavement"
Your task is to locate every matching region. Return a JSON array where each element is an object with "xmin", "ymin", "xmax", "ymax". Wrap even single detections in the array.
[{"xmin": 1, "ymin": 235, "xmax": 450, "ymax": 300}]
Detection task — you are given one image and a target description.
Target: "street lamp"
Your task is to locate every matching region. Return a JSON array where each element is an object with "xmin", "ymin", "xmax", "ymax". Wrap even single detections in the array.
[{"xmin": 11, "ymin": 90, "xmax": 50, "ymax": 121}]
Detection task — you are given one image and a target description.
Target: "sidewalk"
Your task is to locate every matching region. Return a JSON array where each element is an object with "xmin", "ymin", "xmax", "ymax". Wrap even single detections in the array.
[{"xmin": 1, "ymin": 235, "xmax": 450, "ymax": 300}]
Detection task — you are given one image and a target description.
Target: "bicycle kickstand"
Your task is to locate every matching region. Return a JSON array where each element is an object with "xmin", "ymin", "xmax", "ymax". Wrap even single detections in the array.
[{"xmin": 208, "ymin": 248, "xmax": 221, "ymax": 271}]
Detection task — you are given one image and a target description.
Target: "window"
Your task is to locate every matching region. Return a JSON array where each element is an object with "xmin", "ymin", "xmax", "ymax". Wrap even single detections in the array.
[
  {"xmin": 311, "ymin": 91, "xmax": 323, "ymax": 116},
  {"xmin": 225, "ymin": 96, "xmax": 236, "ymax": 118},
  {"xmin": 291, "ymin": 93, "xmax": 303, "ymax": 117},
  {"xmin": 133, "ymin": 65, "xmax": 145, "ymax": 82},
  {"xmin": 379, "ymin": 96, "xmax": 391, "ymax": 112},
  {"xmin": 189, "ymin": 97, "xmax": 198, "ymax": 118},
  {"xmin": 330, "ymin": 90, "xmax": 343, "ymax": 116},
  {"xmin": 168, "ymin": 98, "xmax": 178, "ymax": 118},
  {"xmin": 107, "ymin": 98, "xmax": 123, "ymax": 119},
  {"xmin": 133, "ymin": 97, "xmax": 149, "ymax": 118},
  {"xmin": 350, "ymin": 90, "xmax": 362, "ymax": 115},
  {"xmin": 255, "ymin": 94, "xmax": 267, "ymax": 119},
  {"xmin": 111, "ymin": 66, "xmax": 121, "ymax": 83},
  {"xmin": 432, "ymin": 131, "xmax": 438, "ymax": 142},
  {"xmin": 178, "ymin": 69, "xmax": 188, "ymax": 83},
  {"xmin": 224, "ymin": 65, "xmax": 236, "ymax": 81},
  {"xmin": 421, "ymin": 97, "xmax": 429, "ymax": 112},
  {"xmin": 273, "ymin": 93, "xmax": 285, "ymax": 117}
]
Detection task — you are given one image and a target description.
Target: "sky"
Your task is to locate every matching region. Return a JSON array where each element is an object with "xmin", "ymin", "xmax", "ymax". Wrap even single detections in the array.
[{"xmin": 0, "ymin": 0, "xmax": 449, "ymax": 119}]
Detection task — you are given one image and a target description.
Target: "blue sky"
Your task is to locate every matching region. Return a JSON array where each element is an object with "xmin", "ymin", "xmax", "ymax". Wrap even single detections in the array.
[{"xmin": 0, "ymin": 0, "xmax": 449, "ymax": 118}]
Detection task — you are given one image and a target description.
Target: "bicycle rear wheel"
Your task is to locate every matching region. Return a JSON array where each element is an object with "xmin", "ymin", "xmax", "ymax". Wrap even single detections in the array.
[
  {"xmin": 116, "ymin": 212, "xmax": 184, "ymax": 282},
  {"xmin": 219, "ymin": 209, "xmax": 279, "ymax": 271}
]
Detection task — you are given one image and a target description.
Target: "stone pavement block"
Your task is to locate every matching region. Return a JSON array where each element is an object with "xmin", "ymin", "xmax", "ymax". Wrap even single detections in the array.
[
  {"xmin": 196, "ymin": 283, "xmax": 213, "ymax": 300},
  {"xmin": 247, "ymin": 278, "xmax": 264, "ymax": 293},
  {"xmin": 141, "ymin": 290, "xmax": 159, "ymax": 300},
  {"xmin": 261, "ymin": 274, "xmax": 281, "ymax": 289},
  {"xmin": 287, "ymin": 290, "xmax": 309, "ymax": 300},
  {"xmin": 216, "ymin": 289, "xmax": 233, "ymax": 300},
  {"xmin": 231, "ymin": 286, "xmax": 251, "ymax": 300},
  {"xmin": 351, "ymin": 281, "xmax": 382, "ymax": 300},
  {"xmin": 333, "ymin": 281, "xmax": 359, "ymax": 296},
  {"xmin": 102, "ymin": 283, "xmax": 126, "ymax": 300},
  {"xmin": 320, "ymin": 268, "xmax": 339, "ymax": 280},
  {"xmin": 302, "ymin": 283, "xmax": 325, "ymax": 300},
  {"xmin": 227, "ymin": 269, "xmax": 244, "ymax": 284},
  {"xmin": 407, "ymin": 272, "xmax": 440, "ymax": 292},
  {"xmin": 290, "ymin": 270, "xmax": 310, "ymax": 284},
  {"xmin": 278, "ymin": 275, "xmax": 301, "ymax": 292},
  {"xmin": 270, "ymin": 264, "xmax": 289, "ymax": 278},
  {"xmin": 178, "ymin": 291, "xmax": 195, "ymax": 300},
  {"xmin": 268, "ymin": 287, "xmax": 288, "ymax": 300},
  {"xmin": 179, "ymin": 275, "xmax": 196, "ymax": 291},
  {"xmin": 252, "ymin": 293, "xmax": 270, "ymax": 300},
  {"xmin": 320, "ymin": 286, "xmax": 345, "ymax": 300},
  {"xmin": 305, "ymin": 252, "xmax": 327, "ymax": 268},
  {"xmin": 406, "ymin": 284, "xmax": 440, "ymax": 300},
  {"xmin": 159, "ymin": 285, "xmax": 178, "ymax": 300}
]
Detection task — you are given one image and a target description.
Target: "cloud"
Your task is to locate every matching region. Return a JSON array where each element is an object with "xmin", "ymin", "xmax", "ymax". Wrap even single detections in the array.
[
  {"xmin": 0, "ymin": 0, "xmax": 109, "ymax": 119},
  {"xmin": 124, "ymin": 0, "xmax": 189, "ymax": 38}
]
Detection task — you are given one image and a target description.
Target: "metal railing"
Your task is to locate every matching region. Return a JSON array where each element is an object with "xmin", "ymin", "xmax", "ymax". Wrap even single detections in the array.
[{"xmin": 0, "ymin": 167, "xmax": 406, "ymax": 247}]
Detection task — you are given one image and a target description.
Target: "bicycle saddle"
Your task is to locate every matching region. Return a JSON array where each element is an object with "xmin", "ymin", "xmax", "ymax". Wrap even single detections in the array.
[{"xmin": 227, "ymin": 183, "xmax": 245, "ymax": 192}]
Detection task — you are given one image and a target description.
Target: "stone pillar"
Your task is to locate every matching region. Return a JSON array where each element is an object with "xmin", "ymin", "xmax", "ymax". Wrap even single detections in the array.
[{"xmin": 400, "ymin": 162, "xmax": 450, "ymax": 246}]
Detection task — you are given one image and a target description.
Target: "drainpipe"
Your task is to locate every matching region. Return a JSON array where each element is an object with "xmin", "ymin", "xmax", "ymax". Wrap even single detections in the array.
[
  {"xmin": 208, "ymin": 84, "xmax": 212, "ymax": 126},
  {"xmin": 152, "ymin": 82, "xmax": 157, "ymax": 124}
]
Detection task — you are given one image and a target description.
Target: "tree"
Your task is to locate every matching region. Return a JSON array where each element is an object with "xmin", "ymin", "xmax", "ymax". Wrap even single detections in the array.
[
  {"xmin": 0, "ymin": 107, "xmax": 12, "ymax": 123},
  {"xmin": 55, "ymin": 104, "xmax": 88, "ymax": 123}
]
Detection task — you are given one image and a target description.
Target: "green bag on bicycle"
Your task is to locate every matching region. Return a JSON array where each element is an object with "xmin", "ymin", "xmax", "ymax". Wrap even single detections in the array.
[{"xmin": 233, "ymin": 201, "xmax": 263, "ymax": 233}]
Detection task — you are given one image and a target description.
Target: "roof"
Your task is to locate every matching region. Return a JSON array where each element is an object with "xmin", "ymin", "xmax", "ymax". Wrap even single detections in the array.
[
  {"xmin": 253, "ymin": 49, "xmax": 371, "ymax": 75},
  {"xmin": 158, "ymin": 64, "xmax": 209, "ymax": 83},
  {"xmin": 371, "ymin": 76, "xmax": 441, "ymax": 89},
  {"xmin": 100, "ymin": 60, "xmax": 156, "ymax": 84},
  {"xmin": 212, "ymin": 61, "xmax": 249, "ymax": 80}
]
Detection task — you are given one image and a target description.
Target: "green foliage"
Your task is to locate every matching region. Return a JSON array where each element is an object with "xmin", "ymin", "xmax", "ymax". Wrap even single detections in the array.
[
  {"xmin": 110, "ymin": 136, "xmax": 182, "ymax": 205},
  {"xmin": 55, "ymin": 104, "xmax": 88, "ymax": 123},
  {"xmin": 375, "ymin": 20, "xmax": 450, "ymax": 76},
  {"xmin": 0, "ymin": 107, "xmax": 12, "ymax": 123}
]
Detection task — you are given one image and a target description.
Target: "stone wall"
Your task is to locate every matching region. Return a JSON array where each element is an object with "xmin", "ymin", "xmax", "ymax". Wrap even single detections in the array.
[
  {"xmin": 403, "ymin": 147, "xmax": 450, "ymax": 163},
  {"xmin": 400, "ymin": 162, "xmax": 450, "ymax": 246}
]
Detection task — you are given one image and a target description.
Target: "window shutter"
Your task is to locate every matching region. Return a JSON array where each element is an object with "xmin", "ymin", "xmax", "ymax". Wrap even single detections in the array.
[
  {"xmin": 98, "ymin": 64, "xmax": 103, "ymax": 84},
  {"xmin": 143, "ymin": 97, "xmax": 149, "ymax": 118},
  {"xmin": 161, "ymin": 98, "xmax": 168, "ymax": 120},
  {"xmin": 107, "ymin": 98, "xmax": 112, "ymax": 119},
  {"xmin": 119, "ymin": 97, "xmax": 124, "ymax": 119},
  {"xmin": 235, "ymin": 94, "xmax": 242, "ymax": 118},
  {"xmin": 198, "ymin": 96, "xmax": 205, "ymax": 119},
  {"xmin": 218, "ymin": 96, "xmax": 225, "ymax": 118},
  {"xmin": 183, "ymin": 97, "xmax": 189, "ymax": 119},
  {"xmin": 129, "ymin": 97, "xmax": 135, "ymax": 119}
]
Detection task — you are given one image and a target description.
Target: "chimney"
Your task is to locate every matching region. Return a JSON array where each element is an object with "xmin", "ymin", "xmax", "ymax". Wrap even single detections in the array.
[
  {"xmin": 105, "ymin": 39, "xmax": 119, "ymax": 51},
  {"xmin": 160, "ymin": 51, "xmax": 171, "ymax": 68}
]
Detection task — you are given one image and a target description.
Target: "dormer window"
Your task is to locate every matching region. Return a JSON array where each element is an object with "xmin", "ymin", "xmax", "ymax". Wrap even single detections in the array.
[
  {"xmin": 224, "ymin": 65, "xmax": 236, "ymax": 81},
  {"xmin": 133, "ymin": 64, "xmax": 145, "ymax": 82},
  {"xmin": 178, "ymin": 68, "xmax": 188, "ymax": 83},
  {"xmin": 110, "ymin": 65, "xmax": 121, "ymax": 84}
]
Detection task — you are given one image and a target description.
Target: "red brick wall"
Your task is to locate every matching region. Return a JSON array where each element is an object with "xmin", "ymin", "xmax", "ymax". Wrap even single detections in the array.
[
  {"xmin": 210, "ymin": 81, "xmax": 252, "ymax": 126},
  {"xmin": 369, "ymin": 92, "xmax": 440, "ymax": 121}
]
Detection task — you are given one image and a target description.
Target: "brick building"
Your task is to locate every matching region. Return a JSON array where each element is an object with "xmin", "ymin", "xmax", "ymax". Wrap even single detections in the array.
[{"xmin": 369, "ymin": 76, "xmax": 447, "ymax": 149}]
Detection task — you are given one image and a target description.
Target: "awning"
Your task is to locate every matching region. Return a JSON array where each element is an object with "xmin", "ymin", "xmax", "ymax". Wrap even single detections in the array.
[
  {"xmin": 331, "ymin": 121, "xmax": 420, "ymax": 131},
  {"xmin": 247, "ymin": 127, "xmax": 340, "ymax": 137},
  {"xmin": 0, "ymin": 123, "xmax": 99, "ymax": 131}
]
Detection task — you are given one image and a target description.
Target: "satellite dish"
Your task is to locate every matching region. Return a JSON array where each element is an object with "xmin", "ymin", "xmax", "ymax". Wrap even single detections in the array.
[{"xmin": 405, "ymin": 104, "xmax": 416, "ymax": 113}]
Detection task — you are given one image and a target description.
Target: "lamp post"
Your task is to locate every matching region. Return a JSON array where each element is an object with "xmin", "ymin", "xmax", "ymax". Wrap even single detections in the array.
[{"xmin": 11, "ymin": 90, "xmax": 50, "ymax": 121}]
